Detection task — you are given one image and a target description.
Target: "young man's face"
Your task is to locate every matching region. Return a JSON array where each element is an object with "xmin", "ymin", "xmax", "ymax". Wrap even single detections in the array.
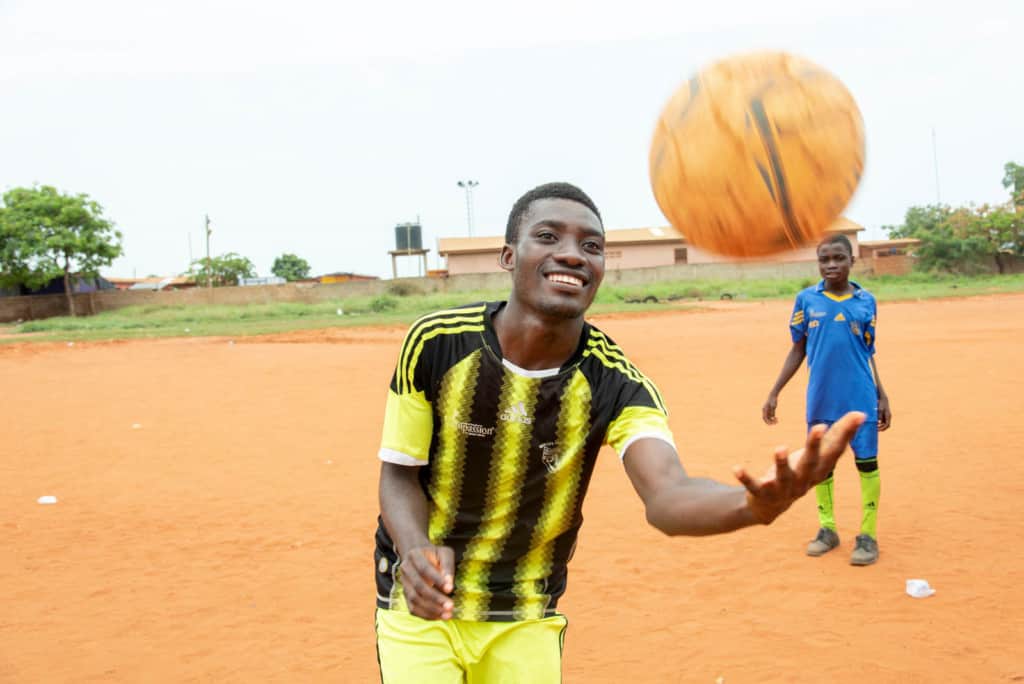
[
  {"xmin": 501, "ymin": 198, "xmax": 606, "ymax": 320},
  {"xmin": 817, "ymin": 241, "xmax": 854, "ymax": 285}
]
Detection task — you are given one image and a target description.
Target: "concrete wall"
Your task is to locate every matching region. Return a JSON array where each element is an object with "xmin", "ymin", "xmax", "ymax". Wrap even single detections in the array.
[
  {"xmin": 447, "ymin": 252, "xmax": 502, "ymax": 275},
  {"xmin": 4, "ymin": 253, "xmax": 1020, "ymax": 323},
  {"xmin": 687, "ymin": 232, "xmax": 861, "ymax": 265},
  {"xmin": 0, "ymin": 275, "xmax": 513, "ymax": 323},
  {"xmin": 604, "ymin": 243, "xmax": 676, "ymax": 270}
]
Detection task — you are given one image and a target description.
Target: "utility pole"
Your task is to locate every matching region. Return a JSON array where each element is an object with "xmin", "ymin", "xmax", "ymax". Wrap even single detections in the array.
[
  {"xmin": 205, "ymin": 214, "xmax": 212, "ymax": 288},
  {"xmin": 931, "ymin": 127, "xmax": 941, "ymax": 204},
  {"xmin": 457, "ymin": 180, "xmax": 479, "ymax": 237}
]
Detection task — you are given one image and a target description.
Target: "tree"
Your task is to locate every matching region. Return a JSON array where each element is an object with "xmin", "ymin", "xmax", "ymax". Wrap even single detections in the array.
[
  {"xmin": 1003, "ymin": 161, "xmax": 1024, "ymax": 208},
  {"xmin": 0, "ymin": 185, "xmax": 123, "ymax": 316},
  {"xmin": 885, "ymin": 205, "xmax": 985, "ymax": 273},
  {"xmin": 886, "ymin": 202, "xmax": 1022, "ymax": 274},
  {"xmin": 883, "ymin": 204, "xmax": 952, "ymax": 240},
  {"xmin": 187, "ymin": 252, "xmax": 255, "ymax": 287},
  {"xmin": 271, "ymin": 253, "xmax": 311, "ymax": 282},
  {"xmin": 946, "ymin": 204, "xmax": 1024, "ymax": 273}
]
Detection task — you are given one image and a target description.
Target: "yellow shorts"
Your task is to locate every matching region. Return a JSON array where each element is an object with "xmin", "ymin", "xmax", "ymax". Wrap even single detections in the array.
[{"xmin": 375, "ymin": 608, "xmax": 568, "ymax": 683}]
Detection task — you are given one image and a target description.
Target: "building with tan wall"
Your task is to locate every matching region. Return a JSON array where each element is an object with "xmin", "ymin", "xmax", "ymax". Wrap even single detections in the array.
[{"xmin": 438, "ymin": 217, "xmax": 878, "ymax": 275}]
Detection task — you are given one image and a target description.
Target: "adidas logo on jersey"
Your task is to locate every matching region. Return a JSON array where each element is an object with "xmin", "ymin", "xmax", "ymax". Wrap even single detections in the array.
[
  {"xmin": 834, "ymin": 312, "xmax": 846, "ymax": 322},
  {"xmin": 499, "ymin": 401, "xmax": 533, "ymax": 425}
]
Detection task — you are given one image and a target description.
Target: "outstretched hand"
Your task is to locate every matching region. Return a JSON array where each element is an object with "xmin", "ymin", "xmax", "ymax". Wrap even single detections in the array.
[{"xmin": 734, "ymin": 411, "xmax": 866, "ymax": 525}]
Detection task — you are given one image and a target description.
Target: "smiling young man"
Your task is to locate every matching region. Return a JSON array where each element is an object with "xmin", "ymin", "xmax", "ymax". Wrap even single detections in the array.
[
  {"xmin": 374, "ymin": 182, "xmax": 865, "ymax": 682},
  {"xmin": 763, "ymin": 234, "xmax": 892, "ymax": 566}
]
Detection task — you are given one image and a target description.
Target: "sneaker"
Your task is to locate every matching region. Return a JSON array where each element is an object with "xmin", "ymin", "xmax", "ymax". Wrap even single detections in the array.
[
  {"xmin": 850, "ymin": 534, "xmax": 879, "ymax": 566},
  {"xmin": 806, "ymin": 527, "xmax": 840, "ymax": 556}
]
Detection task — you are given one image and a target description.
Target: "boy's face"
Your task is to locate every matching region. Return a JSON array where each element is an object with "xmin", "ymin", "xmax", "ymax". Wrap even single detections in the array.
[
  {"xmin": 500, "ymin": 198, "xmax": 605, "ymax": 320},
  {"xmin": 817, "ymin": 242, "xmax": 854, "ymax": 286}
]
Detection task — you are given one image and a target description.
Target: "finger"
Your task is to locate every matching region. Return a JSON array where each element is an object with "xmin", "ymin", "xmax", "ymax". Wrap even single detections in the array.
[
  {"xmin": 437, "ymin": 547, "xmax": 456, "ymax": 594},
  {"xmin": 817, "ymin": 413, "xmax": 865, "ymax": 474},
  {"xmin": 801, "ymin": 424, "xmax": 827, "ymax": 481},
  {"xmin": 416, "ymin": 549, "xmax": 449, "ymax": 589},
  {"xmin": 774, "ymin": 446, "xmax": 795, "ymax": 489},
  {"xmin": 824, "ymin": 412, "xmax": 866, "ymax": 452},
  {"xmin": 733, "ymin": 466, "xmax": 761, "ymax": 495},
  {"xmin": 403, "ymin": 568, "xmax": 454, "ymax": 619}
]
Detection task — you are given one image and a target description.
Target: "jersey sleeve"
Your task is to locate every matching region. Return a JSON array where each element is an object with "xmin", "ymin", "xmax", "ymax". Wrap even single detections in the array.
[
  {"xmin": 789, "ymin": 292, "xmax": 808, "ymax": 342},
  {"xmin": 379, "ymin": 319, "xmax": 435, "ymax": 466},
  {"xmin": 603, "ymin": 371, "xmax": 675, "ymax": 460},
  {"xmin": 864, "ymin": 297, "xmax": 877, "ymax": 355}
]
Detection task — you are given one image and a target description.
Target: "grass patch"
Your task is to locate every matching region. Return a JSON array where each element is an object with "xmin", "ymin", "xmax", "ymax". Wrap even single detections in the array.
[{"xmin": 6, "ymin": 272, "xmax": 1024, "ymax": 343}]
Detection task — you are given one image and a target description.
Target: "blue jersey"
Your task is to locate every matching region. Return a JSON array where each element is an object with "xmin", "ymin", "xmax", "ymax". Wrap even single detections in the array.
[{"xmin": 789, "ymin": 281, "xmax": 878, "ymax": 422}]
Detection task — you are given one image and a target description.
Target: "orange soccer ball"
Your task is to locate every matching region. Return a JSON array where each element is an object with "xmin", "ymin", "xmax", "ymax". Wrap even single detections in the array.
[{"xmin": 649, "ymin": 51, "xmax": 865, "ymax": 258}]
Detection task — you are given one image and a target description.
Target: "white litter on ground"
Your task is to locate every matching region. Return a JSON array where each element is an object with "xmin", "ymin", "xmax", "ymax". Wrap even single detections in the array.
[
  {"xmin": 37, "ymin": 495, "xmax": 58, "ymax": 505},
  {"xmin": 906, "ymin": 579, "xmax": 936, "ymax": 598}
]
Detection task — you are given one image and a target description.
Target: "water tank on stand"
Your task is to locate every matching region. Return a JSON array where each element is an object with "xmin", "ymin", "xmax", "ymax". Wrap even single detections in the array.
[{"xmin": 395, "ymin": 222, "xmax": 423, "ymax": 252}]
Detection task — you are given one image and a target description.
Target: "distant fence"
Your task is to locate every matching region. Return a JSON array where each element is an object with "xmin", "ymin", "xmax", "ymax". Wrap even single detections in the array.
[{"xmin": 7, "ymin": 254, "xmax": 1016, "ymax": 323}]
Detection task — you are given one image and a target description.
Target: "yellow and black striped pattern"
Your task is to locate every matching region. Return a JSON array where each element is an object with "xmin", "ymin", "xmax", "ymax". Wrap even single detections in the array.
[
  {"xmin": 511, "ymin": 370, "xmax": 592, "ymax": 620},
  {"xmin": 455, "ymin": 371, "xmax": 540, "ymax": 621},
  {"xmin": 584, "ymin": 329, "xmax": 667, "ymax": 414},
  {"xmin": 395, "ymin": 304, "xmax": 487, "ymax": 395},
  {"xmin": 375, "ymin": 302, "xmax": 674, "ymax": 622},
  {"xmin": 427, "ymin": 350, "xmax": 484, "ymax": 545}
]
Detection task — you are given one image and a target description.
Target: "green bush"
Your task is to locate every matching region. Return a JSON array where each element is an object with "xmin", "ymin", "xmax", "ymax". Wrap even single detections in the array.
[{"xmin": 370, "ymin": 295, "xmax": 399, "ymax": 313}]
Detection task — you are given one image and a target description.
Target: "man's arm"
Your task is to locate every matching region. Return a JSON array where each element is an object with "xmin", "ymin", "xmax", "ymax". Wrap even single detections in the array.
[
  {"xmin": 763, "ymin": 337, "xmax": 807, "ymax": 424},
  {"xmin": 870, "ymin": 356, "xmax": 891, "ymax": 431},
  {"xmin": 379, "ymin": 462, "xmax": 454, "ymax": 620},
  {"xmin": 623, "ymin": 412, "xmax": 865, "ymax": 536}
]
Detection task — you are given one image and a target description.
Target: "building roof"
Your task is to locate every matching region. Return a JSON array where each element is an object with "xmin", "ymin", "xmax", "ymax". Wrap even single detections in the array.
[
  {"xmin": 826, "ymin": 217, "xmax": 865, "ymax": 234},
  {"xmin": 859, "ymin": 238, "xmax": 921, "ymax": 248},
  {"xmin": 438, "ymin": 217, "xmax": 861, "ymax": 255}
]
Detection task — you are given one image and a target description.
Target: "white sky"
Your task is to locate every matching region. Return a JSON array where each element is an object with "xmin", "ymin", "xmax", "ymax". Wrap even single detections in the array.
[{"xmin": 1, "ymin": 0, "xmax": 1020, "ymax": 279}]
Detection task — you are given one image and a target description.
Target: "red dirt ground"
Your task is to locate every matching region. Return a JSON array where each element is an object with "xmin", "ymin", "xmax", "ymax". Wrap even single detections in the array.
[{"xmin": 3, "ymin": 295, "xmax": 1022, "ymax": 683}]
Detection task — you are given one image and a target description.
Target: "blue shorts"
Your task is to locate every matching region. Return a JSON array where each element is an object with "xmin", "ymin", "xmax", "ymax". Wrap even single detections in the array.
[{"xmin": 809, "ymin": 418, "xmax": 878, "ymax": 460}]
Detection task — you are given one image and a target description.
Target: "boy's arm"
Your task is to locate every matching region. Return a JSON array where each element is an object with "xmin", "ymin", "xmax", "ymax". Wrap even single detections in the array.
[
  {"xmin": 379, "ymin": 462, "xmax": 455, "ymax": 620},
  {"xmin": 763, "ymin": 337, "xmax": 807, "ymax": 424},
  {"xmin": 623, "ymin": 412, "xmax": 865, "ymax": 535},
  {"xmin": 870, "ymin": 356, "xmax": 891, "ymax": 430}
]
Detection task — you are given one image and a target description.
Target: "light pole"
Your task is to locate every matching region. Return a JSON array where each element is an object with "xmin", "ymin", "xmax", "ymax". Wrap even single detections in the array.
[
  {"xmin": 457, "ymin": 180, "xmax": 479, "ymax": 237},
  {"xmin": 205, "ymin": 214, "xmax": 212, "ymax": 288}
]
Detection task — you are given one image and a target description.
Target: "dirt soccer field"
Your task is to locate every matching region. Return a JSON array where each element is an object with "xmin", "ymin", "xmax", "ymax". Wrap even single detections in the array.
[{"xmin": 3, "ymin": 294, "xmax": 1022, "ymax": 683}]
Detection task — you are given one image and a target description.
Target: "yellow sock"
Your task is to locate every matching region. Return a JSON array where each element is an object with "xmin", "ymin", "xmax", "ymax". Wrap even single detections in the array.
[
  {"xmin": 859, "ymin": 469, "xmax": 880, "ymax": 538},
  {"xmin": 814, "ymin": 476, "xmax": 836, "ymax": 531}
]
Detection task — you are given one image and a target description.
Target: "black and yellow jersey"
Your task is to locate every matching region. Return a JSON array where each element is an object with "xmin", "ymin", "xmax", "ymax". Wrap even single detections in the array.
[{"xmin": 375, "ymin": 301, "xmax": 674, "ymax": 622}]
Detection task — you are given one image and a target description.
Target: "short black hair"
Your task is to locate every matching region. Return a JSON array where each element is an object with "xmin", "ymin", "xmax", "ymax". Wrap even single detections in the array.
[
  {"xmin": 505, "ymin": 182, "xmax": 603, "ymax": 244},
  {"xmin": 818, "ymin": 233, "xmax": 854, "ymax": 257}
]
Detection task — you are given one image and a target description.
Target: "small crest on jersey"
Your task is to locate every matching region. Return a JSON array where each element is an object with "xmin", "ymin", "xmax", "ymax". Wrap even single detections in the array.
[
  {"xmin": 809, "ymin": 320, "xmax": 820, "ymax": 329},
  {"xmin": 539, "ymin": 442, "xmax": 560, "ymax": 473},
  {"xmin": 850, "ymin": 322, "xmax": 861, "ymax": 336}
]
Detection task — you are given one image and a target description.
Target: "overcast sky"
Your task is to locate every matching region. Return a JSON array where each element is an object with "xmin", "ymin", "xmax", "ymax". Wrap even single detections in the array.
[{"xmin": 2, "ymin": 0, "xmax": 1020, "ymax": 279}]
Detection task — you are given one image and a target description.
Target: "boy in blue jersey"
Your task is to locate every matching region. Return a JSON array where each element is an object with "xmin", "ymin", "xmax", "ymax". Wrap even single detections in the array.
[{"xmin": 763, "ymin": 234, "xmax": 892, "ymax": 566}]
